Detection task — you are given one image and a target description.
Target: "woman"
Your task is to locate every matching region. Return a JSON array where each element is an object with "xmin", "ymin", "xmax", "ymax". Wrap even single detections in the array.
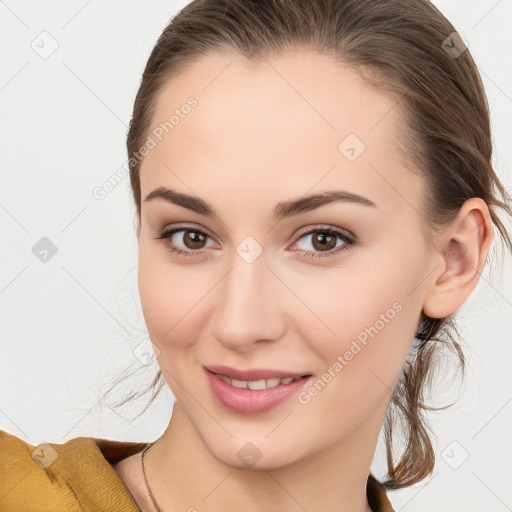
[{"xmin": 1, "ymin": 0, "xmax": 510, "ymax": 511}]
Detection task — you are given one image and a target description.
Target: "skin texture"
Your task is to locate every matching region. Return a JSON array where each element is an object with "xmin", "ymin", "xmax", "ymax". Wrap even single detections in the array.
[{"xmin": 121, "ymin": 50, "xmax": 493, "ymax": 512}]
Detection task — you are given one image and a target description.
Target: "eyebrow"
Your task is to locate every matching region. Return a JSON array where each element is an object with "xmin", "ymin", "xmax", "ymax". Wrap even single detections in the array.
[{"xmin": 144, "ymin": 186, "xmax": 376, "ymax": 222}]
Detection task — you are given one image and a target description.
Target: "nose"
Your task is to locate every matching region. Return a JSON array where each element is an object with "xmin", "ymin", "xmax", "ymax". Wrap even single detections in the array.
[{"xmin": 210, "ymin": 250, "xmax": 287, "ymax": 352}]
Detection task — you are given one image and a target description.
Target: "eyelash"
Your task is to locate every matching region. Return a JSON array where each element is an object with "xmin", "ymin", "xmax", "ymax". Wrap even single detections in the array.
[{"xmin": 154, "ymin": 224, "xmax": 356, "ymax": 260}]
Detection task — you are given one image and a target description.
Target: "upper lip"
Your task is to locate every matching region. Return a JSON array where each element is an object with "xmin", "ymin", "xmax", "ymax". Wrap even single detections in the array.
[{"xmin": 205, "ymin": 364, "xmax": 311, "ymax": 381}]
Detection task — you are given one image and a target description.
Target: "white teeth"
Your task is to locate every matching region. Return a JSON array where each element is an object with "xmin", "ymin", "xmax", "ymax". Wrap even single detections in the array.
[
  {"xmin": 248, "ymin": 379, "xmax": 267, "ymax": 390},
  {"xmin": 217, "ymin": 374, "xmax": 301, "ymax": 389},
  {"xmin": 231, "ymin": 379, "xmax": 248, "ymax": 389},
  {"xmin": 265, "ymin": 378, "xmax": 281, "ymax": 388}
]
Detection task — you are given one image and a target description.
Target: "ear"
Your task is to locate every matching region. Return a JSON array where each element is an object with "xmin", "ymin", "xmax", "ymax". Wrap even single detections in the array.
[{"xmin": 422, "ymin": 198, "xmax": 494, "ymax": 319}]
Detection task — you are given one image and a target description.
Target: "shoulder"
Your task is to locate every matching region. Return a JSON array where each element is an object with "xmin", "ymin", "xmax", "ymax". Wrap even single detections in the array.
[
  {"xmin": 0, "ymin": 429, "xmax": 144, "ymax": 512},
  {"xmin": 0, "ymin": 429, "xmax": 84, "ymax": 511}
]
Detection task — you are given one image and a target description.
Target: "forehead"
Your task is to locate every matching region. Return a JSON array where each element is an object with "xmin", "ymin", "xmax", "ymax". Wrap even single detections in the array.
[{"xmin": 140, "ymin": 50, "xmax": 417, "ymax": 214}]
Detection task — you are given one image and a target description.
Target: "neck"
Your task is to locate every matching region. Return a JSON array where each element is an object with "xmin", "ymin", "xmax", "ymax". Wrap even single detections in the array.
[{"xmin": 145, "ymin": 404, "xmax": 383, "ymax": 512}]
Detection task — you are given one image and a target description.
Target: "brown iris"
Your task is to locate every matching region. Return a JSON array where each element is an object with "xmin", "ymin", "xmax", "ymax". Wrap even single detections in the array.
[
  {"xmin": 311, "ymin": 232, "xmax": 337, "ymax": 251},
  {"xmin": 183, "ymin": 231, "xmax": 207, "ymax": 249}
]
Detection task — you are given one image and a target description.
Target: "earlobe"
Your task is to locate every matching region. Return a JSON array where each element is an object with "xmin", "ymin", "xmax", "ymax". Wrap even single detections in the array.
[{"xmin": 422, "ymin": 198, "xmax": 494, "ymax": 319}]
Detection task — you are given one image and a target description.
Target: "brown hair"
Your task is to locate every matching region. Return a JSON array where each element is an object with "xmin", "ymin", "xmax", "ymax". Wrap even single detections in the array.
[{"xmin": 112, "ymin": 0, "xmax": 512, "ymax": 490}]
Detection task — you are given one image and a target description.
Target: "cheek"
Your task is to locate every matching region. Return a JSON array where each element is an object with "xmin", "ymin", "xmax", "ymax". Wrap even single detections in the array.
[
  {"xmin": 138, "ymin": 244, "xmax": 208, "ymax": 350},
  {"xmin": 296, "ymin": 281, "xmax": 418, "ymax": 439},
  {"xmin": 300, "ymin": 264, "xmax": 416, "ymax": 348},
  {"xmin": 297, "ymin": 241, "xmax": 426, "ymax": 385}
]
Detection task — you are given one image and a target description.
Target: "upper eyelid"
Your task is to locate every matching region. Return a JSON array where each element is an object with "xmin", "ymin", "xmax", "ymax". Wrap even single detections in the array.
[
  {"xmin": 295, "ymin": 224, "xmax": 355, "ymax": 240},
  {"xmin": 161, "ymin": 224, "xmax": 219, "ymax": 244}
]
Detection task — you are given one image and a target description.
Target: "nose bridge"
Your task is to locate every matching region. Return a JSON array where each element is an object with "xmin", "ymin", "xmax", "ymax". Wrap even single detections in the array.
[{"xmin": 210, "ymin": 247, "xmax": 285, "ymax": 349}]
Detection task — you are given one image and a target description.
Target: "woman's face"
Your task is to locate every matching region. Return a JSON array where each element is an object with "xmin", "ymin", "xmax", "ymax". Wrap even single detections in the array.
[{"xmin": 137, "ymin": 50, "xmax": 435, "ymax": 469}]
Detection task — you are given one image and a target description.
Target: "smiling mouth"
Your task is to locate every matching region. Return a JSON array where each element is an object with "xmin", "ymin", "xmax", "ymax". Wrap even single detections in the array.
[{"xmin": 204, "ymin": 367, "xmax": 313, "ymax": 414}]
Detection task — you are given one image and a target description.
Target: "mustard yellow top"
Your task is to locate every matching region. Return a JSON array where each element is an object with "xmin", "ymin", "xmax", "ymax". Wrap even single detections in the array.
[{"xmin": 0, "ymin": 429, "xmax": 395, "ymax": 511}]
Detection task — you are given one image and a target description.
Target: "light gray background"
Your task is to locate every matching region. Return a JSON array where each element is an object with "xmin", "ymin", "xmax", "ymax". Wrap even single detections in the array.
[{"xmin": 1, "ymin": 1, "xmax": 511, "ymax": 510}]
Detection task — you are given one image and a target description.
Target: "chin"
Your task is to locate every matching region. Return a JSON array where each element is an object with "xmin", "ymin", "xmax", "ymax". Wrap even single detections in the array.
[{"xmin": 203, "ymin": 433, "xmax": 307, "ymax": 471}]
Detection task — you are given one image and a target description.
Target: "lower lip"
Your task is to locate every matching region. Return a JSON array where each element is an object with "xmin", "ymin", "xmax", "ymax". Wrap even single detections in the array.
[{"xmin": 205, "ymin": 369, "xmax": 311, "ymax": 415}]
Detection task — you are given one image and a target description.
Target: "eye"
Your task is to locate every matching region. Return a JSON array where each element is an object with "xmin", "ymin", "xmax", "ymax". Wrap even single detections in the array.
[
  {"xmin": 290, "ymin": 225, "xmax": 356, "ymax": 259},
  {"xmin": 154, "ymin": 225, "xmax": 217, "ymax": 258}
]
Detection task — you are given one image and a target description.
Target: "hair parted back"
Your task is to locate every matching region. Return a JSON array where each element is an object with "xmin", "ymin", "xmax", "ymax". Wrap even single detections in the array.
[{"xmin": 114, "ymin": 0, "xmax": 512, "ymax": 490}]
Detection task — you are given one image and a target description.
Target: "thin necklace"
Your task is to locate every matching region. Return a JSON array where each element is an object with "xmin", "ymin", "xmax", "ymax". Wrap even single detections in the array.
[{"xmin": 141, "ymin": 444, "xmax": 164, "ymax": 512}]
